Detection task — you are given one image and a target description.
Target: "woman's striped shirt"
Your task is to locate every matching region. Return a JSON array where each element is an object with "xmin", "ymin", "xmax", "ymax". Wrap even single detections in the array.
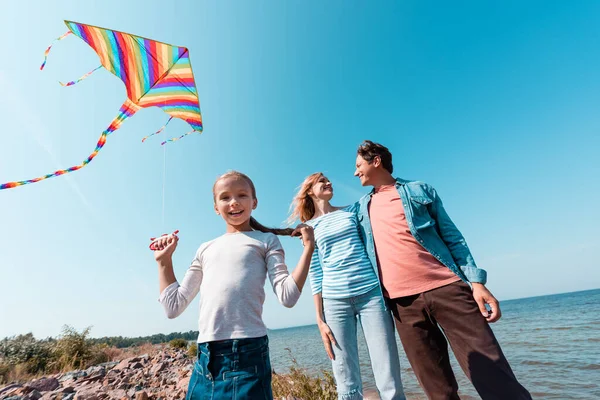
[{"xmin": 306, "ymin": 203, "xmax": 380, "ymax": 299}]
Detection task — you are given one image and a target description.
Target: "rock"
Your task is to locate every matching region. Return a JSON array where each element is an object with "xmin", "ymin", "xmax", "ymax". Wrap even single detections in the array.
[
  {"xmin": 29, "ymin": 378, "xmax": 60, "ymax": 393},
  {"xmin": 134, "ymin": 391, "xmax": 148, "ymax": 400},
  {"xmin": 73, "ymin": 390, "xmax": 99, "ymax": 400},
  {"xmin": 149, "ymin": 362, "xmax": 167, "ymax": 375},
  {"xmin": 111, "ymin": 359, "xmax": 129, "ymax": 371},
  {"xmin": 96, "ymin": 362, "xmax": 118, "ymax": 370},
  {"xmin": 23, "ymin": 390, "xmax": 43, "ymax": 400},
  {"xmin": 5, "ymin": 386, "xmax": 36, "ymax": 397},
  {"xmin": 0, "ymin": 384, "xmax": 23, "ymax": 398},
  {"xmin": 176, "ymin": 377, "xmax": 190, "ymax": 391},
  {"xmin": 130, "ymin": 362, "xmax": 144, "ymax": 369},
  {"xmin": 106, "ymin": 389, "xmax": 126, "ymax": 399},
  {"xmin": 84, "ymin": 367, "xmax": 105, "ymax": 377},
  {"xmin": 59, "ymin": 371, "xmax": 87, "ymax": 382}
]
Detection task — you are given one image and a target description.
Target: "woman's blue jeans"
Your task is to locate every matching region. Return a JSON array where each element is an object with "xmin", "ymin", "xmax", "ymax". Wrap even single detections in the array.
[{"xmin": 323, "ymin": 287, "xmax": 406, "ymax": 400}]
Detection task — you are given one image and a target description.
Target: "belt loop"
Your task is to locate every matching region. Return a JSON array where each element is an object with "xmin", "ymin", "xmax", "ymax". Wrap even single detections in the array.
[{"xmin": 232, "ymin": 339, "xmax": 240, "ymax": 370}]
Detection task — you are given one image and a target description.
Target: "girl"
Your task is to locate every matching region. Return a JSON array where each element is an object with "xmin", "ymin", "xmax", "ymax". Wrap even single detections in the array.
[
  {"xmin": 151, "ymin": 171, "xmax": 314, "ymax": 400},
  {"xmin": 289, "ymin": 173, "xmax": 405, "ymax": 400}
]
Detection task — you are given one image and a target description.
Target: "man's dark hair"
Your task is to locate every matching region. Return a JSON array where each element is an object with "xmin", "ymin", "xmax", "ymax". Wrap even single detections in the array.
[{"xmin": 357, "ymin": 140, "xmax": 393, "ymax": 174}]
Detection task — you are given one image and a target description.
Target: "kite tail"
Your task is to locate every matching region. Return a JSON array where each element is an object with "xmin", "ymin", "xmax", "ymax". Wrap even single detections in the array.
[
  {"xmin": 60, "ymin": 65, "xmax": 103, "ymax": 87},
  {"xmin": 40, "ymin": 31, "xmax": 72, "ymax": 70},
  {"xmin": 161, "ymin": 129, "xmax": 197, "ymax": 146},
  {"xmin": 0, "ymin": 99, "xmax": 141, "ymax": 191},
  {"xmin": 141, "ymin": 117, "xmax": 174, "ymax": 143}
]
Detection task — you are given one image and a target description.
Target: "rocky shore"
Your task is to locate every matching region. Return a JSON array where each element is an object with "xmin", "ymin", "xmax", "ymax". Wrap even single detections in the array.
[
  {"xmin": 0, "ymin": 347, "xmax": 192, "ymax": 400},
  {"xmin": 0, "ymin": 346, "xmax": 382, "ymax": 400}
]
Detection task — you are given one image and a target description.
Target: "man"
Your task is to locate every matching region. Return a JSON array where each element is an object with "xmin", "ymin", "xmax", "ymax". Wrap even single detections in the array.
[{"xmin": 354, "ymin": 140, "xmax": 531, "ymax": 400}]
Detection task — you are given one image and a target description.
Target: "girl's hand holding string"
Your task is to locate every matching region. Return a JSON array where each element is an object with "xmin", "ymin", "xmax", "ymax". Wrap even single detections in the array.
[
  {"xmin": 291, "ymin": 224, "xmax": 315, "ymax": 250},
  {"xmin": 150, "ymin": 231, "xmax": 179, "ymax": 262}
]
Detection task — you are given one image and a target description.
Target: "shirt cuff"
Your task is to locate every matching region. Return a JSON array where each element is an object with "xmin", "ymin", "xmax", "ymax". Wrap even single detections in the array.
[{"xmin": 462, "ymin": 266, "xmax": 487, "ymax": 285}]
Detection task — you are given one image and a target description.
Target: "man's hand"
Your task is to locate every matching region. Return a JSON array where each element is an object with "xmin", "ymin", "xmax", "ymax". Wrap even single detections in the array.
[{"xmin": 472, "ymin": 283, "xmax": 502, "ymax": 323}]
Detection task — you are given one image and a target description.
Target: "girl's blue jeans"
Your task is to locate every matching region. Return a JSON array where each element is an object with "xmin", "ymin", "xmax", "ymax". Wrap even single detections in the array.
[{"xmin": 186, "ymin": 335, "xmax": 273, "ymax": 400}]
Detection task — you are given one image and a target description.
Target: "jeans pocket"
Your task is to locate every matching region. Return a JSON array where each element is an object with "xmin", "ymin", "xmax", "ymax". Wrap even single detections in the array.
[{"xmin": 222, "ymin": 365, "xmax": 258, "ymax": 380}]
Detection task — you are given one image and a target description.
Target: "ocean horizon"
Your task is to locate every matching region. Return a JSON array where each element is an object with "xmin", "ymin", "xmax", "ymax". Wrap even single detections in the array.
[{"xmin": 267, "ymin": 288, "xmax": 600, "ymax": 399}]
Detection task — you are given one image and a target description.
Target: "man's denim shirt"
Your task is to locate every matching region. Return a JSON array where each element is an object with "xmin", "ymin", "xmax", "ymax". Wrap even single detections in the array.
[{"xmin": 357, "ymin": 177, "xmax": 487, "ymax": 286}]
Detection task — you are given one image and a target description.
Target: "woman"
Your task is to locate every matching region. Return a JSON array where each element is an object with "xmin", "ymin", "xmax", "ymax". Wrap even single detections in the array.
[{"xmin": 289, "ymin": 173, "xmax": 405, "ymax": 400}]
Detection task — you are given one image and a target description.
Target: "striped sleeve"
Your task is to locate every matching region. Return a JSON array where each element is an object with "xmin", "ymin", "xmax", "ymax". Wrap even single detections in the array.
[{"xmin": 308, "ymin": 245, "xmax": 323, "ymax": 295}]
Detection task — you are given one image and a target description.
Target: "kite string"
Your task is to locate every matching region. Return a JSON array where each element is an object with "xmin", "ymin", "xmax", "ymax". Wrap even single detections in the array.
[{"xmin": 162, "ymin": 139, "xmax": 166, "ymax": 231}]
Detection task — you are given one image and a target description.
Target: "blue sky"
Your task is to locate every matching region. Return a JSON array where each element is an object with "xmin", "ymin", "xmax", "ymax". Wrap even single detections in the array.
[{"xmin": 1, "ymin": 1, "xmax": 599, "ymax": 339}]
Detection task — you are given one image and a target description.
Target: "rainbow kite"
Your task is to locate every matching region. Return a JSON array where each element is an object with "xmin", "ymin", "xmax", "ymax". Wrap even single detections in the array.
[{"xmin": 1, "ymin": 20, "xmax": 203, "ymax": 190}]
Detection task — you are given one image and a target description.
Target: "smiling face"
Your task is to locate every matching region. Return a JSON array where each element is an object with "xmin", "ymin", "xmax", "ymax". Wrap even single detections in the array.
[
  {"xmin": 213, "ymin": 176, "xmax": 257, "ymax": 231},
  {"xmin": 309, "ymin": 175, "xmax": 333, "ymax": 201},
  {"xmin": 354, "ymin": 154, "xmax": 379, "ymax": 186}
]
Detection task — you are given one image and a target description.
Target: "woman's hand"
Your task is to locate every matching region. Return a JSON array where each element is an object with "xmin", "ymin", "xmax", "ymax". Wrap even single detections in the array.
[{"xmin": 317, "ymin": 320, "xmax": 337, "ymax": 360}]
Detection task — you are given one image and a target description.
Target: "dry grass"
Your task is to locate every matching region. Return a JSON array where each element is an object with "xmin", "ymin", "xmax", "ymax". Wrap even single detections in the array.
[
  {"xmin": 271, "ymin": 348, "xmax": 337, "ymax": 400},
  {"xmin": 1, "ymin": 363, "xmax": 35, "ymax": 385},
  {"xmin": 114, "ymin": 342, "xmax": 162, "ymax": 359}
]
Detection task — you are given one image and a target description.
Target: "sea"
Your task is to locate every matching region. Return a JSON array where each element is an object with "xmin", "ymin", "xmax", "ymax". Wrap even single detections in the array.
[{"xmin": 267, "ymin": 289, "xmax": 600, "ymax": 399}]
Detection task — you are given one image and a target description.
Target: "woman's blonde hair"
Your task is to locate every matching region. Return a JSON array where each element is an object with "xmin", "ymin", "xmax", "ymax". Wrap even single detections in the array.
[
  {"xmin": 214, "ymin": 171, "xmax": 293, "ymax": 236},
  {"xmin": 288, "ymin": 172, "xmax": 324, "ymax": 224}
]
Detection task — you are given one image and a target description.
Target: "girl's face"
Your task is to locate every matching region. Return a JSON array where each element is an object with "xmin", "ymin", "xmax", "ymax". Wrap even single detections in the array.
[
  {"xmin": 214, "ymin": 176, "xmax": 257, "ymax": 231},
  {"xmin": 310, "ymin": 175, "xmax": 333, "ymax": 201}
]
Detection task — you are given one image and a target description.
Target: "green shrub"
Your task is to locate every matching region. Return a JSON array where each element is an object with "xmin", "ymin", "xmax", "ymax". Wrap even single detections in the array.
[
  {"xmin": 49, "ymin": 325, "xmax": 109, "ymax": 372},
  {"xmin": 0, "ymin": 333, "xmax": 53, "ymax": 374},
  {"xmin": 169, "ymin": 338, "xmax": 189, "ymax": 350},
  {"xmin": 0, "ymin": 327, "xmax": 137, "ymax": 383},
  {"xmin": 188, "ymin": 342, "xmax": 198, "ymax": 358}
]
